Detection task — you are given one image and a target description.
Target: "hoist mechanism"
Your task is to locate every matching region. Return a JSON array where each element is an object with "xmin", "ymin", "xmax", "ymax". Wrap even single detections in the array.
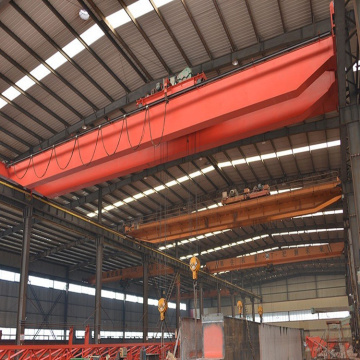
[
  {"xmin": 189, "ymin": 256, "xmax": 201, "ymax": 281},
  {"xmin": 158, "ymin": 297, "xmax": 168, "ymax": 321},
  {"xmin": 237, "ymin": 300, "xmax": 243, "ymax": 316},
  {"xmin": 258, "ymin": 305, "xmax": 264, "ymax": 322}
]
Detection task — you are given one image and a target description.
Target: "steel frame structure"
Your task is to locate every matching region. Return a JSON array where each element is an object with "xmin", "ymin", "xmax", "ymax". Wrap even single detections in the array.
[{"xmin": 0, "ymin": 342, "xmax": 174, "ymax": 360}]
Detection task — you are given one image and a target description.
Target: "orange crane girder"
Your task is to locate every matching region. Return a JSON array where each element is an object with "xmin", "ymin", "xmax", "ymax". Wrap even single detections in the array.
[
  {"xmin": 127, "ymin": 180, "xmax": 342, "ymax": 243},
  {"xmin": 2, "ymin": 36, "xmax": 337, "ymax": 197},
  {"xmin": 87, "ymin": 263, "xmax": 174, "ymax": 284},
  {"xmin": 205, "ymin": 242, "xmax": 344, "ymax": 273}
]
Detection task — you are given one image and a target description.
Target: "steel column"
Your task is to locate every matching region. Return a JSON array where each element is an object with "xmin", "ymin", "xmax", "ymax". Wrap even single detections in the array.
[
  {"xmin": 251, "ymin": 299, "xmax": 255, "ymax": 321},
  {"xmin": 94, "ymin": 237, "xmax": 103, "ymax": 344},
  {"xmin": 176, "ymin": 274, "xmax": 181, "ymax": 330},
  {"xmin": 217, "ymin": 288, "xmax": 221, "ymax": 313},
  {"xmin": 63, "ymin": 268, "xmax": 69, "ymax": 341},
  {"xmin": 94, "ymin": 190, "xmax": 103, "ymax": 344},
  {"xmin": 199, "ymin": 283, "xmax": 204, "ymax": 319},
  {"xmin": 335, "ymin": 0, "xmax": 360, "ymax": 342},
  {"xmin": 242, "ymin": 297, "xmax": 246, "ymax": 319},
  {"xmin": 143, "ymin": 257, "xmax": 148, "ymax": 343},
  {"xmin": 231, "ymin": 294, "xmax": 235, "ymax": 318},
  {"xmin": 16, "ymin": 205, "xmax": 32, "ymax": 345}
]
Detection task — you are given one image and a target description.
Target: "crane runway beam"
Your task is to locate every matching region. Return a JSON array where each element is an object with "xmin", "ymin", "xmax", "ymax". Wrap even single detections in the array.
[{"xmin": 86, "ymin": 263, "xmax": 174, "ymax": 284}]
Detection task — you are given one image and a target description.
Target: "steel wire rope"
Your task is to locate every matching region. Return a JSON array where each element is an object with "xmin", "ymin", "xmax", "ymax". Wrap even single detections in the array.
[
  {"xmin": 125, "ymin": 109, "xmax": 147, "ymax": 151},
  {"xmin": 76, "ymin": 127, "xmax": 100, "ymax": 166},
  {"xmin": 148, "ymin": 100, "xmax": 168, "ymax": 147},
  {"xmin": 54, "ymin": 138, "xmax": 77, "ymax": 170},
  {"xmin": 13, "ymin": 156, "xmax": 32, "ymax": 180},
  {"xmin": 31, "ymin": 147, "xmax": 54, "ymax": 179},
  {"xmin": 100, "ymin": 119, "xmax": 125, "ymax": 156}
]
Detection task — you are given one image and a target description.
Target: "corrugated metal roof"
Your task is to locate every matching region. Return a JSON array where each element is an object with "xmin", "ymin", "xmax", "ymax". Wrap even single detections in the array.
[
  {"xmin": 247, "ymin": 0, "xmax": 284, "ymax": 40},
  {"xmin": 0, "ymin": 0, "xmax": 345, "ymax": 284}
]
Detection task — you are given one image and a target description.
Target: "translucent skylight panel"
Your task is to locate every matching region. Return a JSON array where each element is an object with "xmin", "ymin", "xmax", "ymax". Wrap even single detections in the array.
[
  {"xmin": 232, "ymin": 159, "xmax": 246, "ymax": 165},
  {"xmin": 292, "ymin": 146, "xmax": 309, "ymax": 154},
  {"xmin": 261, "ymin": 153, "xmax": 277, "ymax": 160},
  {"xmin": 46, "ymin": 52, "xmax": 67, "ymax": 69},
  {"xmin": 62, "ymin": 39, "xmax": 85, "ymax": 58},
  {"xmin": 202, "ymin": 166, "xmax": 215, "ymax": 173},
  {"xmin": 134, "ymin": 193, "xmax": 145, "ymax": 199},
  {"xmin": 154, "ymin": 185, "xmax": 165, "ymax": 191},
  {"xmin": 189, "ymin": 170, "xmax": 201, "ymax": 178},
  {"xmin": 104, "ymin": 205, "xmax": 115, "ymax": 211},
  {"xmin": 276, "ymin": 149, "xmax": 292, "ymax": 157},
  {"xmin": 2, "ymin": 87, "xmax": 20, "ymax": 101},
  {"xmin": 106, "ymin": 10, "xmax": 131, "ymax": 28},
  {"xmin": 327, "ymin": 140, "xmax": 341, "ymax": 147},
  {"xmin": 0, "ymin": 98, "xmax": 7, "ymax": 109},
  {"xmin": 177, "ymin": 175, "xmax": 189, "ymax": 183},
  {"xmin": 30, "ymin": 64, "xmax": 51, "ymax": 81},
  {"xmin": 16, "ymin": 76, "xmax": 35, "ymax": 91},
  {"xmin": 165, "ymin": 180, "xmax": 177, "ymax": 187},
  {"xmin": 246, "ymin": 155, "xmax": 261, "ymax": 163},
  {"xmin": 123, "ymin": 197, "xmax": 134, "ymax": 203},
  {"xmin": 144, "ymin": 189, "xmax": 155, "ymax": 195},
  {"xmin": 310, "ymin": 143, "xmax": 327, "ymax": 151},
  {"xmin": 128, "ymin": 0, "xmax": 153, "ymax": 18},
  {"xmin": 218, "ymin": 161, "xmax": 232, "ymax": 168},
  {"xmin": 114, "ymin": 200, "xmax": 124, "ymax": 207},
  {"xmin": 80, "ymin": 24, "xmax": 105, "ymax": 46}
]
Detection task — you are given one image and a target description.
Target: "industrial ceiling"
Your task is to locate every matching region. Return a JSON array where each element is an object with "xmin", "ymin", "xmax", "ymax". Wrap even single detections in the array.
[{"xmin": 0, "ymin": 0, "xmax": 346, "ymax": 293}]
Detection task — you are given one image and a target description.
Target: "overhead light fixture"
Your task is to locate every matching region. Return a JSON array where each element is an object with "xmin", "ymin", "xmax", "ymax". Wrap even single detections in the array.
[
  {"xmin": 82, "ymin": 124, "xmax": 87, "ymax": 130},
  {"xmin": 232, "ymin": 59, "xmax": 239, "ymax": 66},
  {"xmin": 79, "ymin": 9, "xmax": 90, "ymax": 21}
]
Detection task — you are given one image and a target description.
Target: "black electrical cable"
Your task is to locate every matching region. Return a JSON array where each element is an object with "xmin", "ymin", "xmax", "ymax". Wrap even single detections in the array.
[
  {"xmin": 77, "ymin": 128, "xmax": 100, "ymax": 166},
  {"xmin": 54, "ymin": 139, "xmax": 77, "ymax": 170},
  {"xmin": 13, "ymin": 156, "xmax": 31, "ymax": 180},
  {"xmin": 100, "ymin": 119, "xmax": 125, "ymax": 156},
  {"xmin": 125, "ymin": 110, "xmax": 147, "ymax": 151},
  {"xmin": 148, "ymin": 100, "xmax": 168, "ymax": 147},
  {"xmin": 31, "ymin": 147, "xmax": 54, "ymax": 178}
]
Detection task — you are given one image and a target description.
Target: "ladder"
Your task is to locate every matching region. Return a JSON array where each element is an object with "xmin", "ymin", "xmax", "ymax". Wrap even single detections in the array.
[{"xmin": 325, "ymin": 320, "xmax": 349, "ymax": 359}]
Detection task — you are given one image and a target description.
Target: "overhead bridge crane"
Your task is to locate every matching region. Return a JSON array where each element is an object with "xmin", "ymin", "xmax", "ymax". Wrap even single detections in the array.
[
  {"xmin": 126, "ymin": 179, "xmax": 342, "ymax": 243},
  {"xmin": 0, "ymin": 34, "xmax": 337, "ymax": 197},
  {"xmin": 86, "ymin": 243, "xmax": 344, "ymax": 286}
]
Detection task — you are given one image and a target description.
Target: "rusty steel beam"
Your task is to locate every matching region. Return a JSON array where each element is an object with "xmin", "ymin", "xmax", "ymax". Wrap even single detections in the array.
[
  {"xmin": 177, "ymin": 288, "xmax": 231, "ymax": 300},
  {"xmin": 206, "ymin": 242, "xmax": 345, "ymax": 273},
  {"xmin": 127, "ymin": 180, "xmax": 342, "ymax": 242},
  {"xmin": 87, "ymin": 263, "xmax": 174, "ymax": 285}
]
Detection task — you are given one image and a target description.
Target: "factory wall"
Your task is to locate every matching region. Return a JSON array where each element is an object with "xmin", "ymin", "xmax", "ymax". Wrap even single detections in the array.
[
  {"xmin": 192, "ymin": 274, "xmax": 350, "ymax": 340},
  {"xmin": 0, "ymin": 264, "xmax": 186, "ymax": 341}
]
